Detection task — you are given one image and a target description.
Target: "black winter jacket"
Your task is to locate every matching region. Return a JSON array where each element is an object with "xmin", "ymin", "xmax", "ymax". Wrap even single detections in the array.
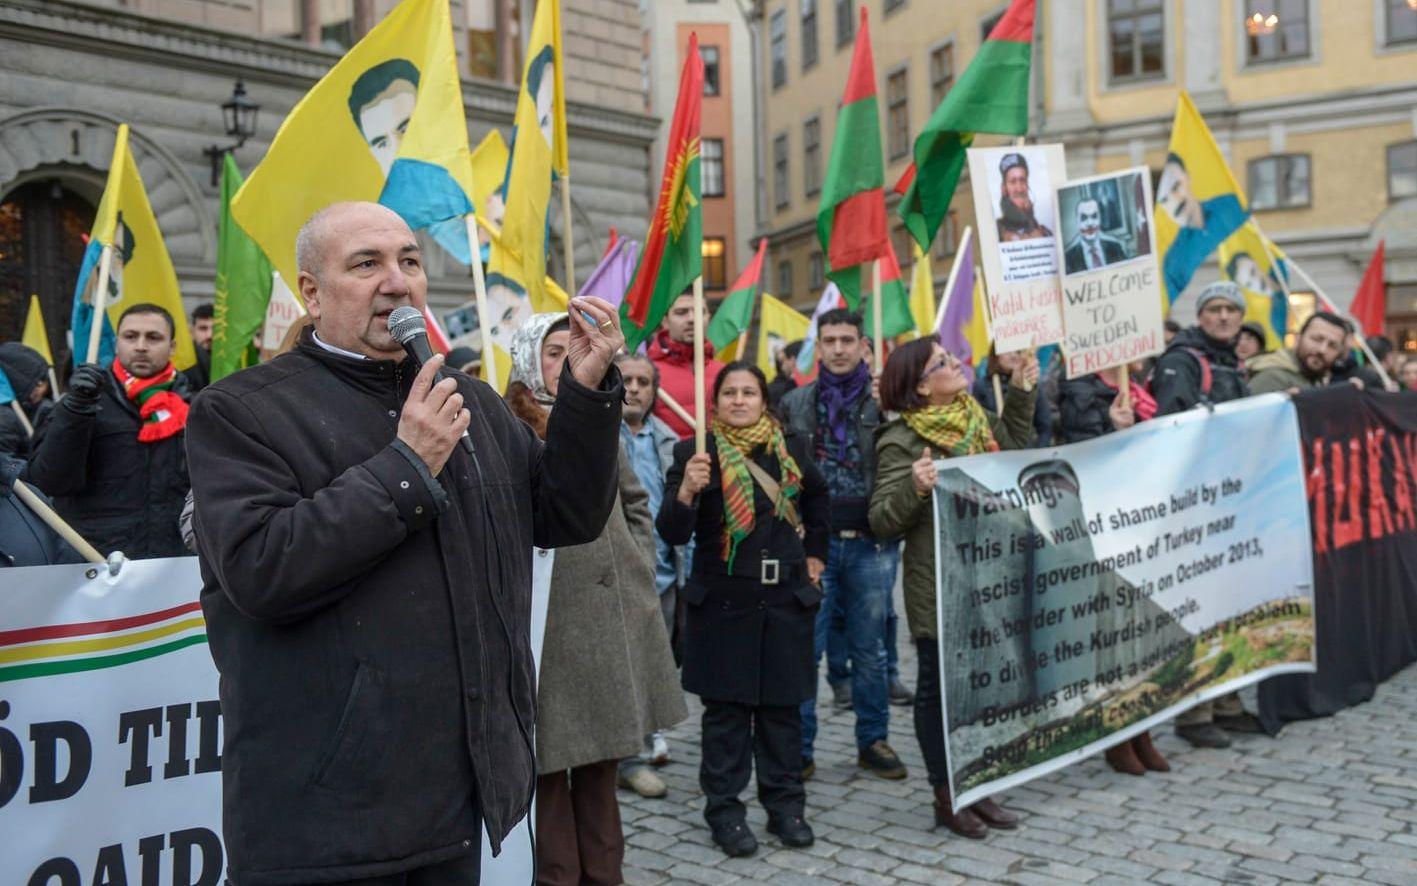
[
  {"xmin": 0, "ymin": 342, "xmax": 54, "ymax": 459},
  {"xmin": 1150, "ymin": 325, "xmax": 1248, "ymax": 416},
  {"xmin": 658, "ymin": 432, "xmax": 829, "ymax": 706},
  {"xmin": 23, "ymin": 369, "xmax": 188, "ymax": 559},
  {"xmin": 0, "ymin": 455, "xmax": 79, "ymax": 567},
  {"xmin": 185, "ymin": 332, "xmax": 622, "ymax": 884},
  {"xmin": 777, "ymin": 377, "xmax": 883, "ymax": 493},
  {"xmin": 1058, "ymin": 375, "xmax": 1124, "ymax": 443}
]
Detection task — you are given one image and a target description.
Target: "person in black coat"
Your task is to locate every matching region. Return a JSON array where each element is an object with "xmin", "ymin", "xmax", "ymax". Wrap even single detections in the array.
[
  {"xmin": 24, "ymin": 305, "xmax": 190, "ymax": 560},
  {"xmin": 185, "ymin": 202, "xmax": 626, "ymax": 885},
  {"xmin": 658, "ymin": 360, "xmax": 829, "ymax": 859},
  {"xmin": 0, "ymin": 342, "xmax": 54, "ymax": 458},
  {"xmin": 0, "ymin": 455, "xmax": 80, "ymax": 567},
  {"xmin": 1151, "ymin": 282, "xmax": 1249, "ymax": 417}
]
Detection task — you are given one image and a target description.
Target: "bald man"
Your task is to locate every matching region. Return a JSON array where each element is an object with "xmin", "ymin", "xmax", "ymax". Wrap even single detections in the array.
[{"xmin": 186, "ymin": 202, "xmax": 627, "ymax": 885}]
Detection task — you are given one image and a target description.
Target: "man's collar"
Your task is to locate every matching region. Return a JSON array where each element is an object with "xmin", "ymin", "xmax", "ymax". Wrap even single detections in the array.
[{"xmin": 311, "ymin": 331, "xmax": 369, "ymax": 361}]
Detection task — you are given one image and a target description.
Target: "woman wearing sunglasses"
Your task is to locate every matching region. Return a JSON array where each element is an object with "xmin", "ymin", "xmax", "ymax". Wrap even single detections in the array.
[
  {"xmin": 868, "ymin": 338, "xmax": 1038, "ymax": 839},
  {"xmin": 658, "ymin": 361, "xmax": 829, "ymax": 858}
]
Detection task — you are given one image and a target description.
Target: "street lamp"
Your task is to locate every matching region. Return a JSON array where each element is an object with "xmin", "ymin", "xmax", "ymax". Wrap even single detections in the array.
[{"xmin": 203, "ymin": 80, "xmax": 260, "ymax": 186}]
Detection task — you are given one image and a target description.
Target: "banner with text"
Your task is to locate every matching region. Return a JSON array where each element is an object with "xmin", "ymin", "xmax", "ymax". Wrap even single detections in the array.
[
  {"xmin": 0, "ymin": 556, "xmax": 552, "ymax": 885},
  {"xmin": 931, "ymin": 394, "xmax": 1315, "ymax": 810},
  {"xmin": 967, "ymin": 144, "xmax": 1067, "ymax": 352},
  {"xmin": 1052, "ymin": 166, "xmax": 1165, "ymax": 378}
]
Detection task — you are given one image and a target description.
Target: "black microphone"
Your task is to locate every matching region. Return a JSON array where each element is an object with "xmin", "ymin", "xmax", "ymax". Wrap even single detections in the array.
[{"xmin": 387, "ymin": 305, "xmax": 475, "ymax": 456}]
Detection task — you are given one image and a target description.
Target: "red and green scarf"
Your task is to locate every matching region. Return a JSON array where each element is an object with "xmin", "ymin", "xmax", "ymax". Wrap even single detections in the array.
[
  {"xmin": 712, "ymin": 414, "xmax": 802, "ymax": 571},
  {"xmin": 113, "ymin": 361, "xmax": 188, "ymax": 443},
  {"xmin": 902, "ymin": 394, "xmax": 998, "ymax": 458}
]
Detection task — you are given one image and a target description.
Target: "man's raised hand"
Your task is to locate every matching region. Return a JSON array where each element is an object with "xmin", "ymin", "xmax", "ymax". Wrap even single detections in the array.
[
  {"xmin": 397, "ymin": 354, "xmax": 469, "ymax": 476},
  {"xmin": 565, "ymin": 296, "xmax": 627, "ymax": 391}
]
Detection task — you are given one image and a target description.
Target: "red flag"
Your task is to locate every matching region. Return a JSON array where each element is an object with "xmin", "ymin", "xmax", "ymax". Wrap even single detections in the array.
[
  {"xmin": 603, "ymin": 226, "xmax": 619, "ymax": 258},
  {"xmin": 1350, "ymin": 240, "xmax": 1386, "ymax": 336},
  {"xmin": 422, "ymin": 305, "xmax": 451, "ymax": 355}
]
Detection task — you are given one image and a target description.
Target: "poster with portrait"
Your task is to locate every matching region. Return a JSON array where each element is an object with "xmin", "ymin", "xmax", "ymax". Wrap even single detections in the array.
[
  {"xmin": 1052, "ymin": 166, "xmax": 1166, "ymax": 379},
  {"xmin": 968, "ymin": 144, "xmax": 1068, "ymax": 353}
]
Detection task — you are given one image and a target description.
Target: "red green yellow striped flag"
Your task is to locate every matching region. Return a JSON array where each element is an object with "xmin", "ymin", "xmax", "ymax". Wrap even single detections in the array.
[
  {"xmin": 621, "ymin": 35, "xmax": 705, "ymax": 351},
  {"xmin": 816, "ymin": 5, "xmax": 888, "ymax": 311},
  {"xmin": 0, "ymin": 601, "xmax": 206, "ymax": 683},
  {"xmin": 899, "ymin": 0, "xmax": 1035, "ymax": 249}
]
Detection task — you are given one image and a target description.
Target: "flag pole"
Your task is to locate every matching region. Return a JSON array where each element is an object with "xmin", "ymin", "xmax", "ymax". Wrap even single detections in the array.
[
  {"xmin": 657, "ymin": 388, "xmax": 698, "ymax": 431},
  {"xmin": 1118, "ymin": 366, "xmax": 1131, "ymax": 412},
  {"xmin": 932, "ymin": 226, "xmax": 975, "ymax": 333},
  {"xmin": 463, "ymin": 216, "xmax": 499, "ymax": 387},
  {"xmin": 694, "ymin": 275, "xmax": 707, "ymax": 455},
  {"xmin": 560, "ymin": 177, "xmax": 577, "ymax": 294},
  {"xmin": 47, "ymin": 366, "xmax": 60, "ymax": 400},
  {"xmin": 12, "ymin": 479, "xmax": 105, "ymax": 564},
  {"xmin": 10, "ymin": 401, "xmax": 33, "ymax": 437},
  {"xmin": 871, "ymin": 258, "xmax": 884, "ymax": 370},
  {"xmin": 85, "ymin": 242, "xmax": 117, "ymax": 364}
]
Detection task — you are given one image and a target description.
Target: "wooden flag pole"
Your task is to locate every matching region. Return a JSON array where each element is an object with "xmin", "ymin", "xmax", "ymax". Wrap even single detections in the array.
[
  {"xmin": 10, "ymin": 401, "xmax": 33, "ymax": 437},
  {"xmin": 13, "ymin": 479, "xmax": 105, "ymax": 564},
  {"xmin": 871, "ymin": 258, "xmax": 884, "ymax": 370},
  {"xmin": 1117, "ymin": 366, "xmax": 1132, "ymax": 412},
  {"xmin": 693, "ymin": 276, "xmax": 707, "ymax": 454},
  {"xmin": 657, "ymin": 388, "xmax": 697, "ymax": 431},
  {"xmin": 47, "ymin": 366, "xmax": 61, "ymax": 400},
  {"xmin": 932, "ymin": 226, "xmax": 975, "ymax": 334},
  {"xmin": 85, "ymin": 243, "xmax": 117, "ymax": 364},
  {"xmin": 991, "ymin": 374, "xmax": 1005, "ymax": 417},
  {"xmin": 463, "ymin": 216, "xmax": 499, "ymax": 387},
  {"xmin": 560, "ymin": 177, "xmax": 578, "ymax": 294}
]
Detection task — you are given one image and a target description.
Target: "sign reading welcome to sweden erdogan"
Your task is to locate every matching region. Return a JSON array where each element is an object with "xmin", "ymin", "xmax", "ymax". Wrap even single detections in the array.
[{"xmin": 931, "ymin": 393, "xmax": 1317, "ymax": 810}]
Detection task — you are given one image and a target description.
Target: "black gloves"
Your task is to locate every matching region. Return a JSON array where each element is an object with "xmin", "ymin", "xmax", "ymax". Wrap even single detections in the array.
[{"xmin": 65, "ymin": 363, "xmax": 106, "ymax": 415}]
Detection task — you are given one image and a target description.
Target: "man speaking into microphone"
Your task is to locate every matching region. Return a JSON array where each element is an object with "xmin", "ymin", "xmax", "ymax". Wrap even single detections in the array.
[{"xmin": 185, "ymin": 201, "xmax": 625, "ymax": 885}]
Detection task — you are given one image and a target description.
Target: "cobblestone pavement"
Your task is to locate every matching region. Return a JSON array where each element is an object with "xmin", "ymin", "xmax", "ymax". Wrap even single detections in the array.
[{"xmin": 618, "ymin": 631, "xmax": 1417, "ymax": 885}]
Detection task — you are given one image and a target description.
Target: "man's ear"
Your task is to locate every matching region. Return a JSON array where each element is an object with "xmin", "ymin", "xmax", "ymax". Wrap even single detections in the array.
[{"xmin": 298, "ymin": 272, "xmax": 321, "ymax": 319}]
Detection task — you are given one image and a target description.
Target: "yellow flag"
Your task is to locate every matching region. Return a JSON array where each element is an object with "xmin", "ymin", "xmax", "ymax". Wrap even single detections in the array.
[
  {"xmin": 908, "ymin": 243, "xmax": 935, "ymax": 340},
  {"xmin": 1154, "ymin": 91, "xmax": 1249, "ymax": 304},
  {"xmin": 71, "ymin": 124, "xmax": 195, "ymax": 369},
  {"xmin": 473, "ymin": 215, "xmax": 569, "ymax": 393},
  {"xmin": 23, "ymin": 295, "xmax": 53, "ymax": 366},
  {"xmin": 490, "ymin": 0, "xmax": 569, "ymax": 314},
  {"xmin": 964, "ymin": 270, "xmax": 992, "ymax": 365},
  {"xmin": 233, "ymin": 0, "xmax": 477, "ymax": 290},
  {"xmin": 755, "ymin": 294, "xmax": 811, "ymax": 378},
  {"xmin": 1219, "ymin": 220, "xmax": 1290, "ymax": 350}
]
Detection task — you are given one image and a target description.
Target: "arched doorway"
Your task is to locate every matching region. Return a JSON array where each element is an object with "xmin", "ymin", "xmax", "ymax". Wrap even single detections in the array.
[{"xmin": 0, "ymin": 179, "xmax": 95, "ymax": 367}]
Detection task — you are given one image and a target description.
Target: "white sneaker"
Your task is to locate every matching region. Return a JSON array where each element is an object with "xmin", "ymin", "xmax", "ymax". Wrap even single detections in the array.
[
  {"xmin": 648, "ymin": 733, "xmax": 670, "ymax": 766},
  {"xmin": 617, "ymin": 765, "xmax": 667, "ymax": 798}
]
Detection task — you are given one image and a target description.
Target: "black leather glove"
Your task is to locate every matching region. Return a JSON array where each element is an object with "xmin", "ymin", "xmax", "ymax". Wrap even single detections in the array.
[{"xmin": 64, "ymin": 363, "xmax": 106, "ymax": 415}]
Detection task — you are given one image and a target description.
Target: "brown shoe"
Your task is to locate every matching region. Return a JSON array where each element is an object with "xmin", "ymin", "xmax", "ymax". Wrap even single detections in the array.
[
  {"xmin": 971, "ymin": 796, "xmax": 1019, "ymax": 829},
  {"xmin": 932, "ymin": 785, "xmax": 988, "ymax": 839},
  {"xmin": 1104, "ymin": 740, "xmax": 1146, "ymax": 775},
  {"xmin": 1131, "ymin": 731, "xmax": 1170, "ymax": 772}
]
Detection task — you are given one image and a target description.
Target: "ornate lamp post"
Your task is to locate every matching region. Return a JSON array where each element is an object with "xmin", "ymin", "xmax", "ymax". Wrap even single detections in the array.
[{"xmin": 203, "ymin": 80, "xmax": 260, "ymax": 186}]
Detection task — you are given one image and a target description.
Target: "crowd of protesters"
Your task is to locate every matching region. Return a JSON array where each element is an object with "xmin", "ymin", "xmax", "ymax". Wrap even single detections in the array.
[{"xmin": 1, "ymin": 266, "xmax": 1413, "ymax": 881}]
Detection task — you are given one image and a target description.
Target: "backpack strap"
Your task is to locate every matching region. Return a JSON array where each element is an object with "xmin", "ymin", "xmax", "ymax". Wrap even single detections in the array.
[
  {"xmin": 743, "ymin": 457, "xmax": 802, "ymax": 530},
  {"xmin": 1181, "ymin": 347, "xmax": 1213, "ymax": 397}
]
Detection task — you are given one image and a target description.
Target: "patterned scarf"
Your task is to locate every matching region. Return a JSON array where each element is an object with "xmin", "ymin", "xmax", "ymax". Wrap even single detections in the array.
[
  {"xmin": 712, "ymin": 414, "xmax": 802, "ymax": 571},
  {"xmin": 113, "ymin": 361, "xmax": 188, "ymax": 443},
  {"xmin": 902, "ymin": 394, "xmax": 999, "ymax": 458},
  {"xmin": 816, "ymin": 360, "xmax": 870, "ymax": 461}
]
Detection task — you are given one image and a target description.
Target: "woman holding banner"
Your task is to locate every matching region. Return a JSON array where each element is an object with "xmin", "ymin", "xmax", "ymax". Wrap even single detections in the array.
[
  {"xmin": 658, "ymin": 361, "xmax": 829, "ymax": 858},
  {"xmin": 869, "ymin": 339, "xmax": 1037, "ymax": 839}
]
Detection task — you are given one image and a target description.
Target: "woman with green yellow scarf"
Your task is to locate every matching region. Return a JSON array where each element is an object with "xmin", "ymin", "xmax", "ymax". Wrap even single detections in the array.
[
  {"xmin": 869, "ymin": 337, "xmax": 1039, "ymax": 840},
  {"xmin": 658, "ymin": 361, "xmax": 829, "ymax": 859}
]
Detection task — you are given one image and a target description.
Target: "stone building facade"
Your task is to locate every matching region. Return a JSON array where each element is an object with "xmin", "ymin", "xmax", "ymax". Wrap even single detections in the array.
[{"xmin": 0, "ymin": 0, "xmax": 655, "ymax": 365}]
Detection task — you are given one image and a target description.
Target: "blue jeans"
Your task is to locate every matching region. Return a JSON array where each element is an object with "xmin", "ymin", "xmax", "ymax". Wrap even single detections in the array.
[
  {"xmin": 801, "ymin": 537, "xmax": 900, "ymax": 756},
  {"xmin": 825, "ymin": 555, "xmax": 902, "ymax": 687}
]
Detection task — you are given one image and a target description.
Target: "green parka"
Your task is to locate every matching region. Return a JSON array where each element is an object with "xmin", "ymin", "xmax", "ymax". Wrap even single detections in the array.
[{"xmin": 868, "ymin": 382, "xmax": 1038, "ymax": 640}]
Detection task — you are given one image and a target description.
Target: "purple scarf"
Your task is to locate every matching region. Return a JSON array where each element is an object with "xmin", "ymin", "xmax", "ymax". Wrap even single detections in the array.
[{"xmin": 817, "ymin": 361, "xmax": 870, "ymax": 461}]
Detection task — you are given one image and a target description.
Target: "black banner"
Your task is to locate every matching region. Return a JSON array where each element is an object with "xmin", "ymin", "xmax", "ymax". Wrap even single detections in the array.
[{"xmin": 1258, "ymin": 386, "xmax": 1417, "ymax": 733}]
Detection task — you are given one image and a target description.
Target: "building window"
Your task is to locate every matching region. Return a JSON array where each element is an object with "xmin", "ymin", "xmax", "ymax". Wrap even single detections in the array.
[
  {"xmin": 701, "ymin": 45, "xmax": 721, "ymax": 96},
  {"xmin": 835, "ymin": 0, "xmax": 854, "ymax": 47},
  {"xmin": 1107, "ymin": 0, "xmax": 1165, "ymax": 81},
  {"xmin": 1390, "ymin": 141, "xmax": 1417, "ymax": 201},
  {"xmin": 808, "ymin": 252, "xmax": 825, "ymax": 290},
  {"xmin": 885, "ymin": 0, "xmax": 906, "ymax": 13},
  {"xmin": 1248, "ymin": 154, "xmax": 1310, "ymax": 210},
  {"xmin": 980, "ymin": 10, "xmax": 1004, "ymax": 40},
  {"xmin": 803, "ymin": 115, "xmax": 822, "ymax": 197},
  {"xmin": 930, "ymin": 42, "xmax": 954, "ymax": 108},
  {"xmin": 702, "ymin": 238, "xmax": 728, "ymax": 290},
  {"xmin": 886, "ymin": 67, "xmax": 910, "ymax": 161},
  {"xmin": 702, "ymin": 138, "xmax": 726, "ymax": 197},
  {"xmin": 777, "ymin": 259, "xmax": 795, "ymax": 299},
  {"xmin": 934, "ymin": 209, "xmax": 959, "ymax": 260},
  {"xmin": 1244, "ymin": 0, "xmax": 1310, "ymax": 64},
  {"xmin": 769, "ymin": 11, "xmax": 789, "ymax": 89},
  {"xmin": 1386, "ymin": 0, "xmax": 1417, "ymax": 46},
  {"xmin": 801, "ymin": 0, "xmax": 819, "ymax": 69},
  {"xmin": 774, "ymin": 133, "xmax": 790, "ymax": 210}
]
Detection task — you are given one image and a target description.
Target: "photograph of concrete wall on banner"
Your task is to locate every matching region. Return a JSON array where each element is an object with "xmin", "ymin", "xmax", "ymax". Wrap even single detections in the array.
[
  {"xmin": 1053, "ymin": 166, "xmax": 1166, "ymax": 378},
  {"xmin": 967, "ymin": 144, "xmax": 1067, "ymax": 352},
  {"xmin": 929, "ymin": 394, "xmax": 1316, "ymax": 811}
]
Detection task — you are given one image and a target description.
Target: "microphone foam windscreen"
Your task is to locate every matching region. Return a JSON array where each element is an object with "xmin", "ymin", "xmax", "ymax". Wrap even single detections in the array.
[{"xmin": 387, "ymin": 306, "xmax": 426, "ymax": 345}]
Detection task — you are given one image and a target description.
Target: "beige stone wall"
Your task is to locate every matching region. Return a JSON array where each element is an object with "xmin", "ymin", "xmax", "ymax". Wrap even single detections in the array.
[{"xmin": 563, "ymin": 0, "xmax": 644, "ymax": 114}]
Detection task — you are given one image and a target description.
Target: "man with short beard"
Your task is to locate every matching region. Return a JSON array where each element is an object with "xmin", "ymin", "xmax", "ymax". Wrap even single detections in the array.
[
  {"xmin": 1248, "ymin": 311, "xmax": 1352, "ymax": 395},
  {"xmin": 995, "ymin": 153, "xmax": 1052, "ymax": 242}
]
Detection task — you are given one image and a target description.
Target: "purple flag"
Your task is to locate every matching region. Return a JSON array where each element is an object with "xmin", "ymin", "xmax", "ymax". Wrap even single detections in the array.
[
  {"xmin": 936, "ymin": 244, "xmax": 978, "ymax": 364},
  {"xmin": 576, "ymin": 237, "xmax": 640, "ymax": 307}
]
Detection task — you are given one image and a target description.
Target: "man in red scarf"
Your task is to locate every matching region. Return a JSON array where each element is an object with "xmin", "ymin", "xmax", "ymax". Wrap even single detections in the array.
[
  {"xmin": 648, "ymin": 292, "xmax": 725, "ymax": 439},
  {"xmin": 25, "ymin": 303, "xmax": 190, "ymax": 559}
]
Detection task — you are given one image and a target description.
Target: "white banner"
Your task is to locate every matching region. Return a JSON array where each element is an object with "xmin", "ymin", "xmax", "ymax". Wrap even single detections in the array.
[{"xmin": 1, "ymin": 555, "xmax": 552, "ymax": 885}]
